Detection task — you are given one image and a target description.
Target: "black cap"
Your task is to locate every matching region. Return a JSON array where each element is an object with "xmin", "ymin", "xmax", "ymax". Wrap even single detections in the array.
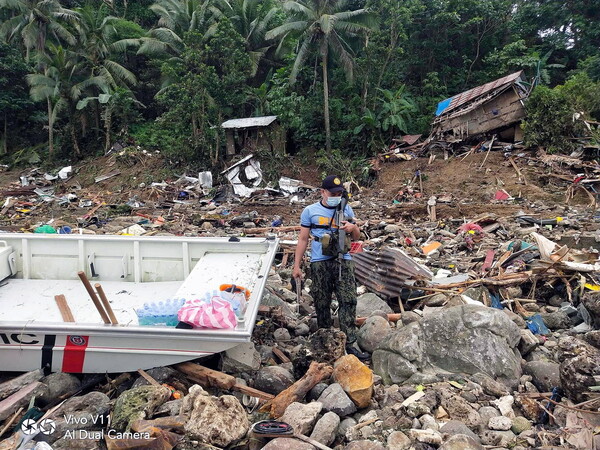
[{"xmin": 321, "ymin": 175, "xmax": 344, "ymax": 193}]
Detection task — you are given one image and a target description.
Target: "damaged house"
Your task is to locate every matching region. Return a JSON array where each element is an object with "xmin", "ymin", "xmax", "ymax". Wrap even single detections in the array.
[
  {"xmin": 432, "ymin": 71, "xmax": 530, "ymax": 142},
  {"xmin": 221, "ymin": 115, "xmax": 286, "ymax": 157}
]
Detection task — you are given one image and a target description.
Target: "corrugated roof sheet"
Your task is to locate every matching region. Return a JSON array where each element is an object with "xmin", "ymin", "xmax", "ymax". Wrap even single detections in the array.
[
  {"xmin": 354, "ymin": 247, "xmax": 433, "ymax": 299},
  {"xmin": 221, "ymin": 115, "xmax": 277, "ymax": 129},
  {"xmin": 435, "ymin": 71, "xmax": 524, "ymax": 117}
]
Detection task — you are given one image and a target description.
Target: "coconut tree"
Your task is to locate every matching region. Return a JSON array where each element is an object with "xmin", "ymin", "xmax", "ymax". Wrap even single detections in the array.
[
  {"xmin": 0, "ymin": 0, "xmax": 80, "ymax": 62},
  {"xmin": 266, "ymin": 0, "xmax": 376, "ymax": 151},
  {"xmin": 27, "ymin": 43, "xmax": 110, "ymax": 156}
]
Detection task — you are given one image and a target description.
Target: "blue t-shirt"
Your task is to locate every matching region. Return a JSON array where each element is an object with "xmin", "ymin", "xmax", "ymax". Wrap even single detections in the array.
[{"xmin": 300, "ymin": 201, "xmax": 355, "ymax": 262}]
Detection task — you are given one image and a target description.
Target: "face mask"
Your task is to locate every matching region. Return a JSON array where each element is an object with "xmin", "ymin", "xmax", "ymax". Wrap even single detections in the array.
[{"xmin": 326, "ymin": 196, "xmax": 342, "ymax": 207}]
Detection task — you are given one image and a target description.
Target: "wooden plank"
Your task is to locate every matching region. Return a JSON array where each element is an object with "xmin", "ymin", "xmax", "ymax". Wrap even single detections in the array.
[
  {"xmin": 137, "ymin": 369, "xmax": 161, "ymax": 387},
  {"xmin": 54, "ymin": 294, "xmax": 75, "ymax": 322},
  {"xmin": 174, "ymin": 362, "xmax": 236, "ymax": 390},
  {"xmin": 0, "ymin": 382, "xmax": 41, "ymax": 421},
  {"xmin": 272, "ymin": 347, "xmax": 291, "ymax": 364},
  {"xmin": 232, "ymin": 384, "xmax": 274, "ymax": 401}
]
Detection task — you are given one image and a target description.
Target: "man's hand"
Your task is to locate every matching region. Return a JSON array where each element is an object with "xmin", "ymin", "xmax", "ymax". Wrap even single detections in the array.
[
  {"xmin": 292, "ymin": 266, "xmax": 303, "ymax": 280},
  {"xmin": 339, "ymin": 221, "xmax": 357, "ymax": 233}
]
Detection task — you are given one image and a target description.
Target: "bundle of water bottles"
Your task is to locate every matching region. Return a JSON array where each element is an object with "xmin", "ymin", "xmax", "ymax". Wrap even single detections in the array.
[{"xmin": 136, "ymin": 284, "xmax": 250, "ymax": 329}]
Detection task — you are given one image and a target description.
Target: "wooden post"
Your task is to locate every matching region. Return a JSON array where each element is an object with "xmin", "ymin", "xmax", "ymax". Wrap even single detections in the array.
[
  {"xmin": 77, "ymin": 271, "xmax": 110, "ymax": 324},
  {"xmin": 54, "ymin": 295, "xmax": 75, "ymax": 322},
  {"xmin": 95, "ymin": 283, "xmax": 118, "ymax": 324}
]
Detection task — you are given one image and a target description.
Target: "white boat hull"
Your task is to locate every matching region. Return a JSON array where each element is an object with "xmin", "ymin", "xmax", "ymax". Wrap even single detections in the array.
[{"xmin": 0, "ymin": 234, "xmax": 279, "ymax": 373}]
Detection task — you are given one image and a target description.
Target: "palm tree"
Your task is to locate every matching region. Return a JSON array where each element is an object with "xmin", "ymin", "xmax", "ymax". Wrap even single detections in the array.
[
  {"xmin": 214, "ymin": 0, "xmax": 282, "ymax": 77},
  {"xmin": 266, "ymin": 0, "xmax": 375, "ymax": 151},
  {"xmin": 27, "ymin": 44, "xmax": 110, "ymax": 156},
  {"xmin": 140, "ymin": 0, "xmax": 220, "ymax": 57},
  {"xmin": 0, "ymin": 0, "xmax": 79, "ymax": 62}
]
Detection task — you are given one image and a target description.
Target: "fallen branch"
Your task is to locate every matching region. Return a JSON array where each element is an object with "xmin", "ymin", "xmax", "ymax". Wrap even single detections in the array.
[{"xmin": 260, "ymin": 361, "xmax": 333, "ymax": 418}]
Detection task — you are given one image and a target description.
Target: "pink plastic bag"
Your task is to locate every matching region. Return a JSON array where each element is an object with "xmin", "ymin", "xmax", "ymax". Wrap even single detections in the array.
[{"xmin": 177, "ymin": 297, "xmax": 237, "ymax": 329}]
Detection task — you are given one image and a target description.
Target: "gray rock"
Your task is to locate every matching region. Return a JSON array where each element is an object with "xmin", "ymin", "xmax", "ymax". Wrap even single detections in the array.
[
  {"xmin": 480, "ymin": 430, "xmax": 517, "ymax": 447},
  {"xmin": 387, "ymin": 430, "xmax": 411, "ymax": 449},
  {"xmin": 440, "ymin": 434, "xmax": 484, "ymax": 450},
  {"xmin": 52, "ymin": 437, "xmax": 102, "ymax": 449},
  {"xmin": 318, "ymin": 383, "xmax": 357, "ymax": 417},
  {"xmin": 523, "ymin": 361, "xmax": 561, "ymax": 392},
  {"xmin": 254, "ymin": 366, "xmax": 295, "ymax": 395},
  {"xmin": 155, "ymin": 398, "xmax": 183, "ymax": 416},
  {"xmin": 558, "ymin": 335, "xmax": 600, "ymax": 402},
  {"xmin": 307, "ymin": 382, "xmax": 328, "ymax": 402},
  {"xmin": 280, "ymin": 401, "xmax": 322, "ymax": 435},
  {"xmin": 402, "ymin": 311, "xmax": 421, "ymax": 325},
  {"xmin": 439, "ymin": 392, "xmax": 481, "ymax": 430},
  {"xmin": 374, "ymin": 305, "xmax": 521, "ymax": 388},
  {"xmin": 111, "ymin": 385, "xmax": 171, "ymax": 432},
  {"xmin": 584, "ymin": 330, "xmax": 600, "ymax": 349},
  {"xmin": 519, "ymin": 329, "xmax": 540, "ymax": 356},
  {"xmin": 503, "ymin": 309, "xmax": 527, "ymax": 329},
  {"xmin": 488, "ymin": 415, "xmax": 512, "ymax": 430},
  {"xmin": 47, "ymin": 392, "xmax": 110, "ymax": 444},
  {"xmin": 582, "ymin": 292, "xmax": 600, "ymax": 327},
  {"xmin": 261, "ymin": 437, "xmax": 315, "ymax": 450},
  {"xmin": 222, "ymin": 342, "xmax": 261, "ymax": 373},
  {"xmin": 539, "ymin": 310, "xmax": 572, "ymax": 330},
  {"xmin": 181, "ymin": 385, "xmax": 249, "ymax": 447},
  {"xmin": 408, "ymin": 428, "xmax": 443, "ymax": 445},
  {"xmin": 470, "ymin": 372, "xmax": 510, "ymax": 398},
  {"xmin": 338, "ymin": 417, "xmax": 357, "ymax": 437},
  {"xmin": 294, "ymin": 323, "xmax": 310, "ymax": 336},
  {"xmin": 357, "ymin": 316, "xmax": 392, "ymax": 353},
  {"xmin": 39, "ymin": 372, "xmax": 81, "ymax": 405},
  {"xmin": 0, "ymin": 369, "xmax": 43, "ymax": 401},
  {"xmin": 309, "ymin": 411, "xmax": 339, "ymax": 446},
  {"xmin": 345, "ymin": 440, "xmax": 386, "ymax": 450},
  {"xmin": 384, "ymin": 224, "xmax": 401, "ymax": 234},
  {"xmin": 440, "ymin": 420, "xmax": 480, "ymax": 442},
  {"xmin": 511, "ymin": 416, "xmax": 532, "ymax": 434},
  {"xmin": 478, "ymin": 406, "xmax": 501, "ymax": 426},
  {"xmin": 132, "ymin": 366, "xmax": 181, "ymax": 388},
  {"xmin": 356, "ymin": 293, "xmax": 393, "ymax": 317},
  {"xmin": 274, "ymin": 327, "xmax": 292, "ymax": 341},
  {"xmin": 424, "ymin": 293, "xmax": 449, "ymax": 307}
]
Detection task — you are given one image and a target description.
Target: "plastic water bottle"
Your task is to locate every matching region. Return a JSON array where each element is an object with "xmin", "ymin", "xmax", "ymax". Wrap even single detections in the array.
[{"xmin": 136, "ymin": 298, "xmax": 185, "ymax": 326}]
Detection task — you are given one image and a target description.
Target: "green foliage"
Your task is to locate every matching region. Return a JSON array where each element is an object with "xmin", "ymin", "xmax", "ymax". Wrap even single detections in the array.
[
  {"xmin": 524, "ymin": 73, "xmax": 600, "ymax": 153},
  {"xmin": 315, "ymin": 148, "xmax": 373, "ymax": 186}
]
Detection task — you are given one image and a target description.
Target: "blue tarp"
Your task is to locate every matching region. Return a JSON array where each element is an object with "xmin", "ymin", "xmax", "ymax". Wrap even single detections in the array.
[{"xmin": 435, "ymin": 97, "xmax": 452, "ymax": 116}]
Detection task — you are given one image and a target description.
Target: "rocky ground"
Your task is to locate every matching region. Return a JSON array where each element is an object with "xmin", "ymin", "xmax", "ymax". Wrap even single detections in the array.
[{"xmin": 0, "ymin": 146, "xmax": 599, "ymax": 449}]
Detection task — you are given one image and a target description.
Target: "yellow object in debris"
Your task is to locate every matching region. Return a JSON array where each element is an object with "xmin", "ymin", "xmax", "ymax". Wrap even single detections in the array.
[
  {"xmin": 415, "ymin": 384, "xmax": 425, "ymax": 392},
  {"xmin": 448, "ymin": 380, "xmax": 464, "ymax": 389},
  {"xmin": 556, "ymin": 217, "xmax": 564, "ymax": 222},
  {"xmin": 584, "ymin": 283, "xmax": 600, "ymax": 291}
]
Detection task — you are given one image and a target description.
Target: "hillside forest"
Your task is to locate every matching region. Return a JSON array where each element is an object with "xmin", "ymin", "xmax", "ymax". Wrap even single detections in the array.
[{"xmin": 1, "ymin": 0, "xmax": 600, "ymax": 172}]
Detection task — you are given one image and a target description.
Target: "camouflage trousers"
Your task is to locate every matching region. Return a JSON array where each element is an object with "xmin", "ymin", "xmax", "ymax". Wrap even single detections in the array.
[{"xmin": 309, "ymin": 258, "xmax": 358, "ymax": 344}]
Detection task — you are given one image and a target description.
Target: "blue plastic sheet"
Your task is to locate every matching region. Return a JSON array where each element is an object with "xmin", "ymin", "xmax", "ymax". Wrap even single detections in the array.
[
  {"xmin": 526, "ymin": 313, "xmax": 550, "ymax": 335},
  {"xmin": 490, "ymin": 293, "xmax": 503, "ymax": 309}
]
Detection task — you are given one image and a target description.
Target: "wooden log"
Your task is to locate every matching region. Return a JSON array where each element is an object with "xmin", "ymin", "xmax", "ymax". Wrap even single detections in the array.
[
  {"xmin": 95, "ymin": 283, "xmax": 118, "ymax": 324},
  {"xmin": 77, "ymin": 271, "xmax": 110, "ymax": 324},
  {"xmin": 356, "ymin": 313, "xmax": 401, "ymax": 326},
  {"xmin": 260, "ymin": 361, "xmax": 334, "ymax": 418},
  {"xmin": 0, "ymin": 370, "xmax": 43, "ymax": 400},
  {"xmin": 0, "ymin": 382, "xmax": 42, "ymax": 421},
  {"xmin": 232, "ymin": 384, "xmax": 274, "ymax": 401},
  {"xmin": 0, "ymin": 406, "xmax": 23, "ymax": 438},
  {"xmin": 54, "ymin": 294, "xmax": 75, "ymax": 322},
  {"xmin": 174, "ymin": 362, "xmax": 236, "ymax": 390}
]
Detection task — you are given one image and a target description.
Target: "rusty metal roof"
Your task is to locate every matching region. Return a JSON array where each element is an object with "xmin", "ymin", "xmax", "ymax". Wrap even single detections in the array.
[
  {"xmin": 435, "ymin": 71, "xmax": 524, "ymax": 117},
  {"xmin": 354, "ymin": 247, "xmax": 433, "ymax": 299}
]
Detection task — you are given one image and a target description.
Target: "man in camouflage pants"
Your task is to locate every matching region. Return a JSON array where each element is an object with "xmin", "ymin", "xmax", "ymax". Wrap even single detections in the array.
[{"xmin": 293, "ymin": 175, "xmax": 369, "ymax": 360}]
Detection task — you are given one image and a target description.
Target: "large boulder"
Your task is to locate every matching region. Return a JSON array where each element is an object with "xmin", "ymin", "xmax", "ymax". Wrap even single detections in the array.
[
  {"xmin": 356, "ymin": 293, "xmax": 393, "ymax": 317},
  {"xmin": 181, "ymin": 385, "xmax": 249, "ymax": 447},
  {"xmin": 333, "ymin": 355, "xmax": 373, "ymax": 408},
  {"xmin": 357, "ymin": 316, "xmax": 392, "ymax": 353},
  {"xmin": 318, "ymin": 383, "xmax": 357, "ymax": 417},
  {"xmin": 558, "ymin": 335, "xmax": 600, "ymax": 402},
  {"xmin": 523, "ymin": 361, "xmax": 561, "ymax": 392},
  {"xmin": 373, "ymin": 305, "xmax": 522, "ymax": 387},
  {"xmin": 279, "ymin": 401, "xmax": 322, "ymax": 435},
  {"xmin": 254, "ymin": 366, "xmax": 295, "ymax": 395},
  {"xmin": 111, "ymin": 385, "xmax": 171, "ymax": 432}
]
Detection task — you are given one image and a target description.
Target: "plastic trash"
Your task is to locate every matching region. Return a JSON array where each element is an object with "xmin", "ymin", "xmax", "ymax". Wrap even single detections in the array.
[
  {"xmin": 526, "ymin": 313, "xmax": 550, "ymax": 335},
  {"xmin": 136, "ymin": 298, "xmax": 186, "ymax": 326},
  {"xmin": 219, "ymin": 284, "xmax": 250, "ymax": 319},
  {"xmin": 58, "ymin": 225, "xmax": 72, "ymax": 234},
  {"xmin": 178, "ymin": 296, "xmax": 237, "ymax": 329},
  {"xmin": 34, "ymin": 224, "xmax": 57, "ymax": 234}
]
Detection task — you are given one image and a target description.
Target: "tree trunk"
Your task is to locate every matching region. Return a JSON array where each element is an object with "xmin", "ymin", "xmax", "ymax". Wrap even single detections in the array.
[
  {"xmin": 3, "ymin": 113, "xmax": 7, "ymax": 155},
  {"xmin": 47, "ymin": 99, "xmax": 54, "ymax": 156},
  {"xmin": 322, "ymin": 42, "xmax": 331, "ymax": 152},
  {"xmin": 104, "ymin": 106, "xmax": 112, "ymax": 154},
  {"xmin": 70, "ymin": 123, "xmax": 81, "ymax": 156}
]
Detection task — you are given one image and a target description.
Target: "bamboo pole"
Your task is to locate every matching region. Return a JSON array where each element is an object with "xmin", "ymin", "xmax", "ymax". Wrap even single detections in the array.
[
  {"xmin": 77, "ymin": 271, "xmax": 110, "ymax": 324},
  {"xmin": 95, "ymin": 283, "xmax": 118, "ymax": 324}
]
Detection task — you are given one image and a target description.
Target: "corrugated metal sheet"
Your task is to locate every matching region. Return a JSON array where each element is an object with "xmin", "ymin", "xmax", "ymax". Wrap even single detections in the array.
[
  {"xmin": 354, "ymin": 247, "xmax": 433, "ymax": 299},
  {"xmin": 221, "ymin": 115, "xmax": 277, "ymax": 129},
  {"xmin": 435, "ymin": 71, "xmax": 523, "ymax": 117}
]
